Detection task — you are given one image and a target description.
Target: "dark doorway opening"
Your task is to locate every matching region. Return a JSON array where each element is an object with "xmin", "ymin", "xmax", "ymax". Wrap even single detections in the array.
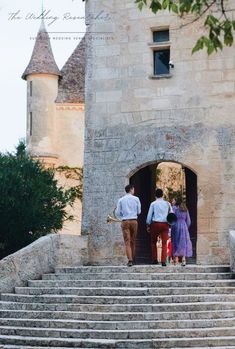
[{"xmin": 130, "ymin": 162, "xmax": 197, "ymax": 264}]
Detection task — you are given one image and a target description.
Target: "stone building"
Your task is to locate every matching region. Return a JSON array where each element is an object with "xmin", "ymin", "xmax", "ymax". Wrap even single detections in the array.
[
  {"xmin": 22, "ymin": 20, "xmax": 85, "ymax": 234},
  {"xmin": 82, "ymin": 0, "xmax": 235, "ymax": 265}
]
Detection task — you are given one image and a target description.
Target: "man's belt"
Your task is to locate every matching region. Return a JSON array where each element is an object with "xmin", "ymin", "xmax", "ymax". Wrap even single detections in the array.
[
  {"xmin": 122, "ymin": 219, "xmax": 137, "ymax": 221},
  {"xmin": 152, "ymin": 221, "xmax": 167, "ymax": 223}
]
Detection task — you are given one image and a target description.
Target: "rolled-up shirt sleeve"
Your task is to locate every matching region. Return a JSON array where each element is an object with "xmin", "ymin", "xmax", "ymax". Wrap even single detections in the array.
[
  {"xmin": 115, "ymin": 199, "xmax": 122, "ymax": 219},
  {"xmin": 146, "ymin": 203, "xmax": 153, "ymax": 225},
  {"xmin": 168, "ymin": 203, "xmax": 173, "ymax": 213}
]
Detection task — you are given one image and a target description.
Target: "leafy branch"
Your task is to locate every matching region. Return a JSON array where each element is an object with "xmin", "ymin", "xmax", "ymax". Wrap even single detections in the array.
[
  {"xmin": 135, "ymin": 0, "xmax": 235, "ymax": 54},
  {"xmin": 56, "ymin": 166, "xmax": 83, "ymax": 202}
]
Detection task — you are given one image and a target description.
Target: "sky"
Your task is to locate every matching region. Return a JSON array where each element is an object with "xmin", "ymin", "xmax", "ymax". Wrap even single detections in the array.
[{"xmin": 0, "ymin": 0, "xmax": 86, "ymax": 152}]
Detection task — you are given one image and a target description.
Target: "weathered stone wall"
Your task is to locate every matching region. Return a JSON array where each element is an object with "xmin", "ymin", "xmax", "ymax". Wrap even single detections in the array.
[
  {"xmin": 26, "ymin": 75, "xmax": 85, "ymax": 235},
  {"xmin": 0, "ymin": 234, "xmax": 88, "ymax": 294},
  {"xmin": 82, "ymin": 0, "xmax": 235, "ymax": 264},
  {"xmin": 27, "ymin": 73, "xmax": 58, "ymax": 159},
  {"xmin": 55, "ymin": 104, "xmax": 85, "ymax": 235}
]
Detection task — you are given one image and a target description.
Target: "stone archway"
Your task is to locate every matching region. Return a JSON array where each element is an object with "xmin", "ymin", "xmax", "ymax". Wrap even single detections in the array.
[{"xmin": 130, "ymin": 162, "xmax": 197, "ymax": 264}]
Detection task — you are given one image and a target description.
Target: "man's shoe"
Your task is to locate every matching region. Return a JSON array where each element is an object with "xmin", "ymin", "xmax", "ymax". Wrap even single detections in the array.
[
  {"xmin": 161, "ymin": 262, "xmax": 167, "ymax": 267},
  {"xmin": 152, "ymin": 260, "xmax": 159, "ymax": 265},
  {"xmin": 127, "ymin": 261, "xmax": 133, "ymax": 267}
]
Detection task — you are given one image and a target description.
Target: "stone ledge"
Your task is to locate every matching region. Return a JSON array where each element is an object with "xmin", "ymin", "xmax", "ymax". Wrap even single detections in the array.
[
  {"xmin": 0, "ymin": 234, "xmax": 88, "ymax": 294},
  {"xmin": 229, "ymin": 230, "xmax": 235, "ymax": 273}
]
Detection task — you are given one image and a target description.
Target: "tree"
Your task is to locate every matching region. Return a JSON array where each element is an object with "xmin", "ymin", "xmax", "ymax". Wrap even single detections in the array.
[
  {"xmin": 0, "ymin": 142, "xmax": 80, "ymax": 259},
  {"xmin": 135, "ymin": 0, "xmax": 235, "ymax": 54}
]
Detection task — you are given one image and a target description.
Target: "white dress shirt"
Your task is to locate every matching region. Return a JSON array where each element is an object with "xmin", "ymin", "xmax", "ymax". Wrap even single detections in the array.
[
  {"xmin": 116, "ymin": 194, "xmax": 141, "ymax": 220},
  {"xmin": 146, "ymin": 198, "xmax": 172, "ymax": 225}
]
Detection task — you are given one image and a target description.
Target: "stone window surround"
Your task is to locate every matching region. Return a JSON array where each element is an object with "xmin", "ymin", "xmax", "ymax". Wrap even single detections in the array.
[{"xmin": 149, "ymin": 27, "xmax": 172, "ymax": 80}]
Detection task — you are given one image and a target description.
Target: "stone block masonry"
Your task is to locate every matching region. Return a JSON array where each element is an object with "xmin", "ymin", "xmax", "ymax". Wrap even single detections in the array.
[
  {"xmin": 82, "ymin": 0, "xmax": 235, "ymax": 265},
  {"xmin": 0, "ymin": 234, "xmax": 88, "ymax": 294}
]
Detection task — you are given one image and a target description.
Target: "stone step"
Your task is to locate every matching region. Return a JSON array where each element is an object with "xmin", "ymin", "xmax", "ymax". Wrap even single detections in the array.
[
  {"xmin": 43, "ymin": 272, "xmax": 233, "ymax": 281},
  {"xmin": 28, "ymin": 279, "xmax": 235, "ymax": 288},
  {"xmin": 2, "ymin": 336, "xmax": 235, "ymax": 349},
  {"xmin": 4, "ymin": 346, "xmax": 235, "ymax": 349},
  {"xmin": 0, "ymin": 317, "xmax": 235, "ymax": 330},
  {"xmin": 3, "ymin": 347, "xmax": 100, "ymax": 349},
  {"xmin": 2, "ymin": 293, "xmax": 235, "ymax": 305},
  {"xmin": 2, "ymin": 325, "xmax": 235, "ymax": 339},
  {"xmin": 1, "ymin": 301, "xmax": 235, "ymax": 313},
  {"xmin": 54, "ymin": 265, "xmax": 231, "ymax": 274},
  {"xmin": 1, "ymin": 309, "xmax": 235, "ymax": 321},
  {"xmin": 14, "ymin": 286, "xmax": 235, "ymax": 296}
]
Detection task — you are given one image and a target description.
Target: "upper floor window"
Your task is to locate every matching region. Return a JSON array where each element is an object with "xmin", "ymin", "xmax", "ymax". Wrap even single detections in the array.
[
  {"xmin": 153, "ymin": 30, "xmax": 169, "ymax": 43},
  {"xmin": 150, "ymin": 29, "xmax": 171, "ymax": 78}
]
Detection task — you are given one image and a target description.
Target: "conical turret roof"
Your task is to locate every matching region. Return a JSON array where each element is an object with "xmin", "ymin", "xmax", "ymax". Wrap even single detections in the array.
[
  {"xmin": 22, "ymin": 20, "xmax": 61, "ymax": 80},
  {"xmin": 56, "ymin": 36, "xmax": 85, "ymax": 104}
]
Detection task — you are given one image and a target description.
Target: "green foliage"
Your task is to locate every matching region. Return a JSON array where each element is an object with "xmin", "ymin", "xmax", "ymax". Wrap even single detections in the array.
[
  {"xmin": 165, "ymin": 186, "xmax": 185, "ymax": 203},
  {"xmin": 135, "ymin": 0, "xmax": 235, "ymax": 54},
  {"xmin": 0, "ymin": 142, "xmax": 78, "ymax": 259},
  {"xmin": 156, "ymin": 164, "xmax": 185, "ymax": 202},
  {"xmin": 56, "ymin": 166, "xmax": 83, "ymax": 202}
]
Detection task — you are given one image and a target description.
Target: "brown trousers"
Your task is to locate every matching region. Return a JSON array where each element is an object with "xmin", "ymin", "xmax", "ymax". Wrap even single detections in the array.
[{"xmin": 121, "ymin": 220, "xmax": 138, "ymax": 262}]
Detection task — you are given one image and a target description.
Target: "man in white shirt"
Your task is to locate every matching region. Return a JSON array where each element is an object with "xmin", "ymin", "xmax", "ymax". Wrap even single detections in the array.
[
  {"xmin": 146, "ymin": 188, "xmax": 172, "ymax": 266},
  {"xmin": 116, "ymin": 185, "xmax": 141, "ymax": 267}
]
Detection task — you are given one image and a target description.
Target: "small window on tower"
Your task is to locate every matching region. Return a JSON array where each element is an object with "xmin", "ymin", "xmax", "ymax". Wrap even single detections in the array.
[
  {"xmin": 150, "ymin": 28, "xmax": 171, "ymax": 78},
  {"xmin": 30, "ymin": 112, "xmax": 33, "ymax": 136},
  {"xmin": 30, "ymin": 81, "xmax": 33, "ymax": 97}
]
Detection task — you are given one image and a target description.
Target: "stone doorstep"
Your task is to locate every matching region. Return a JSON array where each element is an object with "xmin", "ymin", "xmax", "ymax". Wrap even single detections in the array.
[{"xmin": 54, "ymin": 265, "xmax": 231, "ymax": 273}]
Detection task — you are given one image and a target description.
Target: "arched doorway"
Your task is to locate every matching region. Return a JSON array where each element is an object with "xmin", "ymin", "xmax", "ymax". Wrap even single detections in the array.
[{"xmin": 130, "ymin": 162, "xmax": 197, "ymax": 264}]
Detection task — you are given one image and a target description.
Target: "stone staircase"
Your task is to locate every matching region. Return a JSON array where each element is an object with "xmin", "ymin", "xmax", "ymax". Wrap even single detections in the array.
[{"xmin": 0, "ymin": 265, "xmax": 235, "ymax": 348}]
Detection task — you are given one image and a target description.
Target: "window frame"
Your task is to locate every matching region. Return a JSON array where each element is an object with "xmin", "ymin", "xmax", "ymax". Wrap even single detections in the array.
[{"xmin": 149, "ymin": 28, "xmax": 172, "ymax": 79}]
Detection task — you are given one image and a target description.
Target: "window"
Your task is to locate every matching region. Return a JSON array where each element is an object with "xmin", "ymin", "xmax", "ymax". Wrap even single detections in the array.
[
  {"xmin": 154, "ymin": 50, "xmax": 170, "ymax": 75},
  {"xmin": 153, "ymin": 30, "xmax": 169, "ymax": 43},
  {"xmin": 30, "ymin": 81, "xmax": 33, "ymax": 96},
  {"xmin": 150, "ymin": 29, "xmax": 171, "ymax": 77},
  {"xmin": 29, "ymin": 112, "xmax": 33, "ymax": 136}
]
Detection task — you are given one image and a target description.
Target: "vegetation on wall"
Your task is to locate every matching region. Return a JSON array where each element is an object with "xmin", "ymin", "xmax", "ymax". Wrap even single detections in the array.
[
  {"xmin": 156, "ymin": 165, "xmax": 185, "ymax": 202},
  {"xmin": 56, "ymin": 166, "xmax": 83, "ymax": 202},
  {"xmin": 135, "ymin": 0, "xmax": 235, "ymax": 54},
  {"xmin": 0, "ymin": 142, "xmax": 81, "ymax": 259}
]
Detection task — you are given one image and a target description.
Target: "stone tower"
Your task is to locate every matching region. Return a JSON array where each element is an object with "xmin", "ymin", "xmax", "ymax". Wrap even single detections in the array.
[
  {"xmin": 23, "ymin": 22, "xmax": 85, "ymax": 234},
  {"xmin": 82, "ymin": 0, "xmax": 235, "ymax": 265},
  {"xmin": 22, "ymin": 20, "xmax": 61, "ymax": 166}
]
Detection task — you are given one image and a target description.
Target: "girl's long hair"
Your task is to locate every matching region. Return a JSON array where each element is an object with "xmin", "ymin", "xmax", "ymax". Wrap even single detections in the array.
[{"xmin": 175, "ymin": 198, "xmax": 188, "ymax": 212}]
